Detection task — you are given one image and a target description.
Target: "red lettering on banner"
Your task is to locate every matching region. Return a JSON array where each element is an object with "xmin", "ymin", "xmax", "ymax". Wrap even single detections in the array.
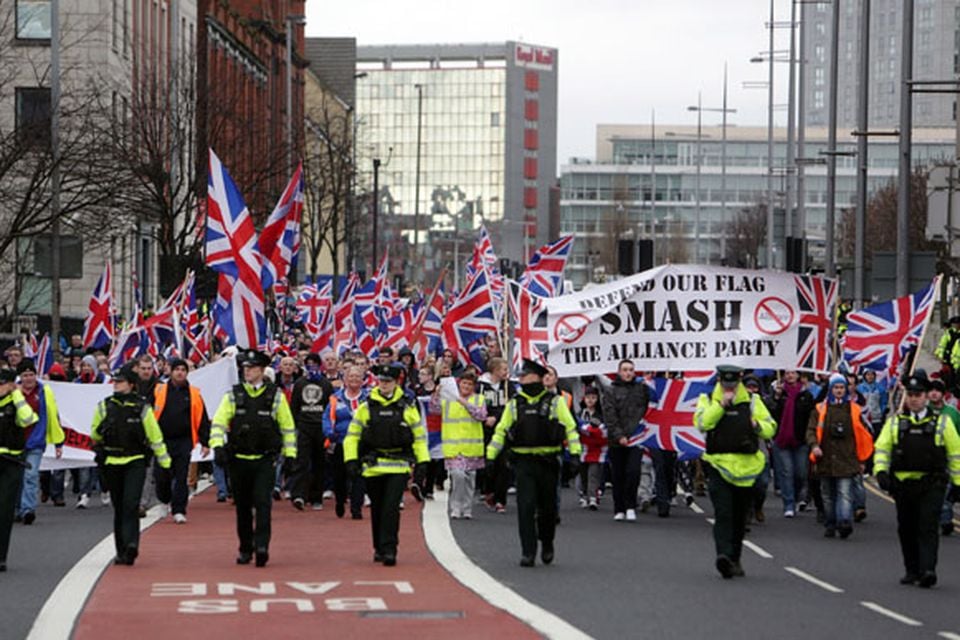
[{"xmin": 63, "ymin": 427, "xmax": 94, "ymax": 451}]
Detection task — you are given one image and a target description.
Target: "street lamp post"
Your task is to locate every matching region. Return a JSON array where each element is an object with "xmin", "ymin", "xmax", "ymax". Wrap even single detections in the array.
[
  {"xmin": 413, "ymin": 83, "xmax": 424, "ymax": 286},
  {"xmin": 896, "ymin": 0, "xmax": 915, "ymax": 296},
  {"xmin": 285, "ymin": 15, "xmax": 306, "ymax": 177},
  {"xmin": 372, "ymin": 157, "xmax": 380, "ymax": 276}
]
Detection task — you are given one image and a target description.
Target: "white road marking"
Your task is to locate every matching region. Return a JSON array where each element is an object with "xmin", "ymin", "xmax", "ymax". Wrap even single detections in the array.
[
  {"xmin": 706, "ymin": 517, "xmax": 715, "ymax": 524},
  {"xmin": 860, "ymin": 601, "xmax": 923, "ymax": 627},
  {"xmin": 422, "ymin": 491, "xmax": 592, "ymax": 640},
  {"xmin": 742, "ymin": 540, "xmax": 773, "ymax": 559},
  {"xmin": 689, "ymin": 502, "xmax": 704, "ymax": 514},
  {"xmin": 784, "ymin": 566, "xmax": 844, "ymax": 593},
  {"xmin": 938, "ymin": 632, "xmax": 960, "ymax": 640},
  {"xmin": 27, "ymin": 479, "xmax": 211, "ymax": 640}
]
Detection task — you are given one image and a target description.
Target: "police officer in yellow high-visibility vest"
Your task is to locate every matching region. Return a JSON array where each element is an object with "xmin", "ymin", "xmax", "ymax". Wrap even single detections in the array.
[
  {"xmin": 487, "ymin": 359, "xmax": 580, "ymax": 568},
  {"xmin": 90, "ymin": 363, "xmax": 171, "ymax": 566},
  {"xmin": 432, "ymin": 369, "xmax": 487, "ymax": 520},
  {"xmin": 210, "ymin": 350, "xmax": 297, "ymax": 568},
  {"xmin": 695, "ymin": 365, "xmax": 776, "ymax": 579},
  {"xmin": 344, "ymin": 363, "xmax": 428, "ymax": 567},
  {"xmin": 0, "ymin": 368, "xmax": 39, "ymax": 573},
  {"xmin": 874, "ymin": 371, "xmax": 960, "ymax": 588}
]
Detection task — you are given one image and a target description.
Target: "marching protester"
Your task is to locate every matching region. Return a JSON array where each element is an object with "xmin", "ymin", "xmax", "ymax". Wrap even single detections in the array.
[
  {"xmin": 210, "ymin": 350, "xmax": 297, "ymax": 567},
  {"xmin": 597, "ymin": 359, "xmax": 649, "ymax": 522},
  {"xmin": 430, "ymin": 369, "xmax": 487, "ymax": 519},
  {"xmin": 16, "ymin": 359, "xmax": 65, "ymax": 526},
  {"xmin": 694, "ymin": 365, "xmax": 776, "ymax": 579},
  {"xmin": 289, "ymin": 353, "xmax": 334, "ymax": 510},
  {"xmin": 927, "ymin": 379, "xmax": 960, "ymax": 536},
  {"xmin": 486, "ymin": 359, "xmax": 580, "ymax": 567},
  {"xmin": 343, "ymin": 362, "xmax": 428, "ymax": 566},
  {"xmin": 324, "ymin": 364, "xmax": 370, "ymax": 518},
  {"xmin": 936, "ymin": 315, "xmax": 960, "ymax": 389},
  {"xmin": 769, "ymin": 370, "xmax": 816, "ymax": 519},
  {"xmin": 874, "ymin": 371, "xmax": 960, "ymax": 587},
  {"xmin": 806, "ymin": 373, "xmax": 874, "ymax": 540},
  {"xmin": 577, "ymin": 386, "xmax": 606, "ymax": 510},
  {"xmin": 0, "ymin": 368, "xmax": 39, "ymax": 572},
  {"xmin": 90, "ymin": 363, "xmax": 171, "ymax": 566},
  {"xmin": 151, "ymin": 358, "xmax": 211, "ymax": 524},
  {"xmin": 478, "ymin": 357, "xmax": 512, "ymax": 513},
  {"xmin": 742, "ymin": 374, "xmax": 772, "ymax": 524}
]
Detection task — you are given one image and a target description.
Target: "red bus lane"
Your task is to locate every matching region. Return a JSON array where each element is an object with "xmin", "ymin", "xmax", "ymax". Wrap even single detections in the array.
[{"xmin": 72, "ymin": 491, "xmax": 538, "ymax": 639}]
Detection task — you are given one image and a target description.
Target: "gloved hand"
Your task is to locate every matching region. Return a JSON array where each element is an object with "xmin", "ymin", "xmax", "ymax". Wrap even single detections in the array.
[
  {"xmin": 875, "ymin": 471, "xmax": 891, "ymax": 492},
  {"xmin": 282, "ymin": 457, "xmax": 296, "ymax": 477},
  {"xmin": 414, "ymin": 463, "xmax": 427, "ymax": 488},
  {"xmin": 949, "ymin": 484, "xmax": 960, "ymax": 503},
  {"xmin": 93, "ymin": 447, "xmax": 107, "ymax": 467},
  {"xmin": 346, "ymin": 460, "xmax": 360, "ymax": 479},
  {"xmin": 213, "ymin": 447, "xmax": 228, "ymax": 468}
]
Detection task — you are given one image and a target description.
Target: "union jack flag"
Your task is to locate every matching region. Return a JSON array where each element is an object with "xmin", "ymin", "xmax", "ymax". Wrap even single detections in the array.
[
  {"xmin": 519, "ymin": 235, "xmax": 574, "ymax": 298},
  {"xmin": 443, "ymin": 267, "xmax": 498, "ymax": 363},
  {"xmin": 634, "ymin": 376, "xmax": 713, "ymax": 460},
  {"xmin": 353, "ymin": 253, "xmax": 389, "ymax": 357},
  {"xmin": 260, "ymin": 162, "xmax": 304, "ymax": 289},
  {"xmin": 35, "ymin": 333, "xmax": 53, "ymax": 377},
  {"xmin": 411, "ymin": 279, "xmax": 445, "ymax": 360},
  {"xmin": 205, "ymin": 149, "xmax": 265, "ymax": 348},
  {"xmin": 334, "ymin": 274, "xmax": 360, "ymax": 353},
  {"xmin": 381, "ymin": 301, "xmax": 420, "ymax": 352},
  {"xmin": 297, "ymin": 281, "xmax": 334, "ymax": 351},
  {"xmin": 82, "ymin": 263, "xmax": 115, "ymax": 350},
  {"xmin": 794, "ymin": 275, "xmax": 838, "ymax": 372},
  {"xmin": 508, "ymin": 280, "xmax": 549, "ymax": 372},
  {"xmin": 21, "ymin": 333, "xmax": 39, "ymax": 359},
  {"xmin": 841, "ymin": 278, "xmax": 937, "ymax": 374}
]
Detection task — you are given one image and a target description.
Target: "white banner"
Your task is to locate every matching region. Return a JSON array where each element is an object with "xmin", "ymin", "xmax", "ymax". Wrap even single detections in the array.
[
  {"xmin": 40, "ymin": 356, "xmax": 238, "ymax": 470},
  {"xmin": 544, "ymin": 265, "xmax": 837, "ymax": 377}
]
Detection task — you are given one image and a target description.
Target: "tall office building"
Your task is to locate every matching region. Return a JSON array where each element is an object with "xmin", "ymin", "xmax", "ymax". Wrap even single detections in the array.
[
  {"xmin": 803, "ymin": 0, "xmax": 959, "ymax": 128},
  {"xmin": 355, "ymin": 42, "xmax": 558, "ymax": 282}
]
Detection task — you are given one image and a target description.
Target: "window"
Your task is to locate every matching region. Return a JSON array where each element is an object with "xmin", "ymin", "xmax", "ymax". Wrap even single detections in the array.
[
  {"xmin": 490, "ymin": 111, "xmax": 500, "ymax": 127},
  {"xmin": 15, "ymin": 87, "xmax": 51, "ymax": 147},
  {"xmin": 16, "ymin": 0, "xmax": 51, "ymax": 39}
]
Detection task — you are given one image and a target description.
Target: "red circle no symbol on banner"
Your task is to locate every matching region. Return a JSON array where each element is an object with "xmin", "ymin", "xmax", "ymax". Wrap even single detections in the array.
[
  {"xmin": 553, "ymin": 313, "xmax": 592, "ymax": 344},
  {"xmin": 754, "ymin": 297, "xmax": 794, "ymax": 336}
]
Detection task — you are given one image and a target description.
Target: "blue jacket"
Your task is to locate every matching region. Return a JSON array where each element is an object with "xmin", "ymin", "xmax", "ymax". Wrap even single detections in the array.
[
  {"xmin": 24, "ymin": 383, "xmax": 64, "ymax": 451},
  {"xmin": 322, "ymin": 387, "xmax": 369, "ymax": 444}
]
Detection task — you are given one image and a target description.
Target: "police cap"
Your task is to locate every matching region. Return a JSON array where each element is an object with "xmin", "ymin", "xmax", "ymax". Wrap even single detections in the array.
[
  {"xmin": 950, "ymin": 315, "xmax": 960, "ymax": 325},
  {"xmin": 519, "ymin": 359, "xmax": 548, "ymax": 378},
  {"xmin": 113, "ymin": 363, "xmax": 139, "ymax": 385},
  {"xmin": 374, "ymin": 363, "xmax": 403, "ymax": 381},
  {"xmin": 16, "ymin": 359, "xmax": 37, "ymax": 375},
  {"xmin": 241, "ymin": 350, "xmax": 271, "ymax": 368},
  {"xmin": 903, "ymin": 371, "xmax": 930, "ymax": 393},
  {"xmin": 716, "ymin": 365, "xmax": 744, "ymax": 388}
]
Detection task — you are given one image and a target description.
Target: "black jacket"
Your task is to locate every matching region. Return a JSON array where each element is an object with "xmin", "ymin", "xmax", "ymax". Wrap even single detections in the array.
[{"xmin": 599, "ymin": 378, "xmax": 649, "ymax": 446}]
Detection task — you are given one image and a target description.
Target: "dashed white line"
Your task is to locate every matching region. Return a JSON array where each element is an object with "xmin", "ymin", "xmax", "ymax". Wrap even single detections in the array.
[
  {"xmin": 938, "ymin": 632, "xmax": 960, "ymax": 640},
  {"xmin": 784, "ymin": 566, "xmax": 844, "ymax": 593},
  {"xmin": 742, "ymin": 540, "xmax": 773, "ymax": 559},
  {"xmin": 688, "ymin": 502, "xmax": 704, "ymax": 514},
  {"xmin": 706, "ymin": 517, "xmax": 715, "ymax": 524},
  {"xmin": 860, "ymin": 601, "xmax": 923, "ymax": 627}
]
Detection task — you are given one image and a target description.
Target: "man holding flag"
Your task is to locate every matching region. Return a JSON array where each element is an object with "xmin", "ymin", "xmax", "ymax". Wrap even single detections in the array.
[{"xmin": 15, "ymin": 359, "xmax": 64, "ymax": 526}]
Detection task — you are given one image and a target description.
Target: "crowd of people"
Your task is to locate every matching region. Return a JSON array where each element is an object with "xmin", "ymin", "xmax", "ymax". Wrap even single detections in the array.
[{"xmin": 0, "ymin": 328, "xmax": 958, "ymax": 586}]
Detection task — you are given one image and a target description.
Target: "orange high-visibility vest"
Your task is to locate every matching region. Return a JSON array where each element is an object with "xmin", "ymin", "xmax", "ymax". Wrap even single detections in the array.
[{"xmin": 153, "ymin": 383, "xmax": 205, "ymax": 447}]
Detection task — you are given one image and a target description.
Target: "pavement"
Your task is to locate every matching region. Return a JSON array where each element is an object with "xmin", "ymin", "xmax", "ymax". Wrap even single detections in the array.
[{"xmin": 451, "ymin": 481, "xmax": 960, "ymax": 640}]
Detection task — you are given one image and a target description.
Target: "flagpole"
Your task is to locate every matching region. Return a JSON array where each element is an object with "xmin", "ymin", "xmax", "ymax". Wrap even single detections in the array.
[
  {"xmin": 894, "ymin": 274, "xmax": 943, "ymax": 413},
  {"xmin": 409, "ymin": 267, "xmax": 447, "ymax": 353}
]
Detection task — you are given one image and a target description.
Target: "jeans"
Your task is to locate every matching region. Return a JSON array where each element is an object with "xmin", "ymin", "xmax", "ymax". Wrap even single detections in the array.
[
  {"xmin": 772, "ymin": 444, "xmax": 809, "ymax": 512},
  {"xmin": 820, "ymin": 476, "xmax": 854, "ymax": 530},
  {"xmin": 753, "ymin": 457, "xmax": 771, "ymax": 511},
  {"xmin": 17, "ymin": 449, "xmax": 44, "ymax": 516},
  {"xmin": 609, "ymin": 446, "xmax": 642, "ymax": 513},
  {"xmin": 75, "ymin": 466, "xmax": 99, "ymax": 496},
  {"xmin": 213, "ymin": 460, "xmax": 230, "ymax": 499},
  {"xmin": 852, "ymin": 473, "xmax": 866, "ymax": 511},
  {"xmin": 40, "ymin": 470, "xmax": 65, "ymax": 503}
]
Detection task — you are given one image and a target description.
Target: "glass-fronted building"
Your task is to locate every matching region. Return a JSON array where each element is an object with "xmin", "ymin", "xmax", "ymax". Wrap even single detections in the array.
[
  {"xmin": 356, "ymin": 42, "xmax": 558, "ymax": 283},
  {"xmin": 561, "ymin": 124, "xmax": 955, "ymax": 288}
]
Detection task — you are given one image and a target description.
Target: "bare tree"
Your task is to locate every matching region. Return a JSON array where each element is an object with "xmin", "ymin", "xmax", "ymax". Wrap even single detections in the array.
[{"xmin": 723, "ymin": 203, "xmax": 768, "ymax": 268}]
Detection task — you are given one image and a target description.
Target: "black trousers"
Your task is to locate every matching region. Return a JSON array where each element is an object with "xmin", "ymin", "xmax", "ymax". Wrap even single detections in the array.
[
  {"xmin": 894, "ymin": 476, "xmax": 947, "ymax": 577},
  {"xmin": 484, "ymin": 453, "xmax": 511, "ymax": 505},
  {"xmin": 609, "ymin": 446, "xmax": 642, "ymax": 513},
  {"xmin": 155, "ymin": 436, "xmax": 193, "ymax": 515},
  {"xmin": 101, "ymin": 460, "xmax": 147, "ymax": 557},
  {"xmin": 366, "ymin": 473, "xmax": 407, "ymax": 556},
  {"xmin": 651, "ymin": 448, "xmax": 678, "ymax": 508},
  {"xmin": 0, "ymin": 458, "xmax": 24, "ymax": 563},
  {"xmin": 331, "ymin": 443, "xmax": 364, "ymax": 516},
  {"xmin": 707, "ymin": 465, "xmax": 753, "ymax": 561},
  {"xmin": 513, "ymin": 455, "xmax": 560, "ymax": 558},
  {"xmin": 293, "ymin": 426, "xmax": 326, "ymax": 504},
  {"xmin": 230, "ymin": 457, "xmax": 275, "ymax": 553}
]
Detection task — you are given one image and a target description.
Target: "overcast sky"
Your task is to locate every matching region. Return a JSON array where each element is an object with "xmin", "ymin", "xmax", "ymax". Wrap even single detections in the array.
[{"xmin": 306, "ymin": 0, "xmax": 796, "ymax": 167}]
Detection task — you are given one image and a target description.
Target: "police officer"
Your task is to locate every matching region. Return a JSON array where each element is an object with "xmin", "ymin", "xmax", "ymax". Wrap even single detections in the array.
[
  {"xmin": 210, "ymin": 350, "xmax": 297, "ymax": 567},
  {"xmin": 90, "ymin": 363, "xmax": 171, "ymax": 566},
  {"xmin": 289, "ymin": 352, "xmax": 334, "ymax": 510},
  {"xmin": 486, "ymin": 359, "xmax": 580, "ymax": 568},
  {"xmin": 0, "ymin": 368, "xmax": 39, "ymax": 572},
  {"xmin": 935, "ymin": 316, "xmax": 960, "ymax": 388},
  {"xmin": 874, "ymin": 371, "xmax": 960, "ymax": 587},
  {"xmin": 343, "ymin": 363, "xmax": 427, "ymax": 567},
  {"xmin": 694, "ymin": 365, "xmax": 776, "ymax": 579}
]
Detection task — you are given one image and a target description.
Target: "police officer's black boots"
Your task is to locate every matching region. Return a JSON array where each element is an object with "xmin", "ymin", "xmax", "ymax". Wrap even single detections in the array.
[
  {"xmin": 255, "ymin": 547, "xmax": 269, "ymax": 567},
  {"xmin": 236, "ymin": 551, "xmax": 253, "ymax": 565},
  {"xmin": 540, "ymin": 542, "xmax": 554, "ymax": 565},
  {"xmin": 519, "ymin": 554, "xmax": 535, "ymax": 568}
]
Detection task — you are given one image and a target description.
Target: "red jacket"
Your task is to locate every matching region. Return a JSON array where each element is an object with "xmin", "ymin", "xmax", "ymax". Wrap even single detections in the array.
[{"xmin": 578, "ymin": 410, "xmax": 608, "ymax": 463}]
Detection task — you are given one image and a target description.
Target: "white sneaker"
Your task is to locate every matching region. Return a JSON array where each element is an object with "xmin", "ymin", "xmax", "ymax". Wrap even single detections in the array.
[
  {"xmin": 159, "ymin": 503, "xmax": 170, "ymax": 518},
  {"xmin": 507, "ymin": 486, "xmax": 517, "ymax": 495},
  {"xmin": 626, "ymin": 509, "xmax": 637, "ymax": 522},
  {"xmin": 76, "ymin": 494, "xmax": 90, "ymax": 509},
  {"xmin": 322, "ymin": 490, "xmax": 334, "ymax": 500},
  {"xmin": 588, "ymin": 497, "xmax": 599, "ymax": 510},
  {"xmin": 399, "ymin": 499, "xmax": 405, "ymax": 510},
  {"xmin": 579, "ymin": 497, "xmax": 588, "ymax": 508},
  {"xmin": 364, "ymin": 495, "xmax": 371, "ymax": 507},
  {"xmin": 312, "ymin": 502, "xmax": 323, "ymax": 511},
  {"xmin": 784, "ymin": 509, "xmax": 796, "ymax": 518},
  {"xmin": 173, "ymin": 513, "xmax": 187, "ymax": 524},
  {"xmin": 614, "ymin": 512, "xmax": 625, "ymax": 521},
  {"xmin": 100, "ymin": 492, "xmax": 111, "ymax": 506}
]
